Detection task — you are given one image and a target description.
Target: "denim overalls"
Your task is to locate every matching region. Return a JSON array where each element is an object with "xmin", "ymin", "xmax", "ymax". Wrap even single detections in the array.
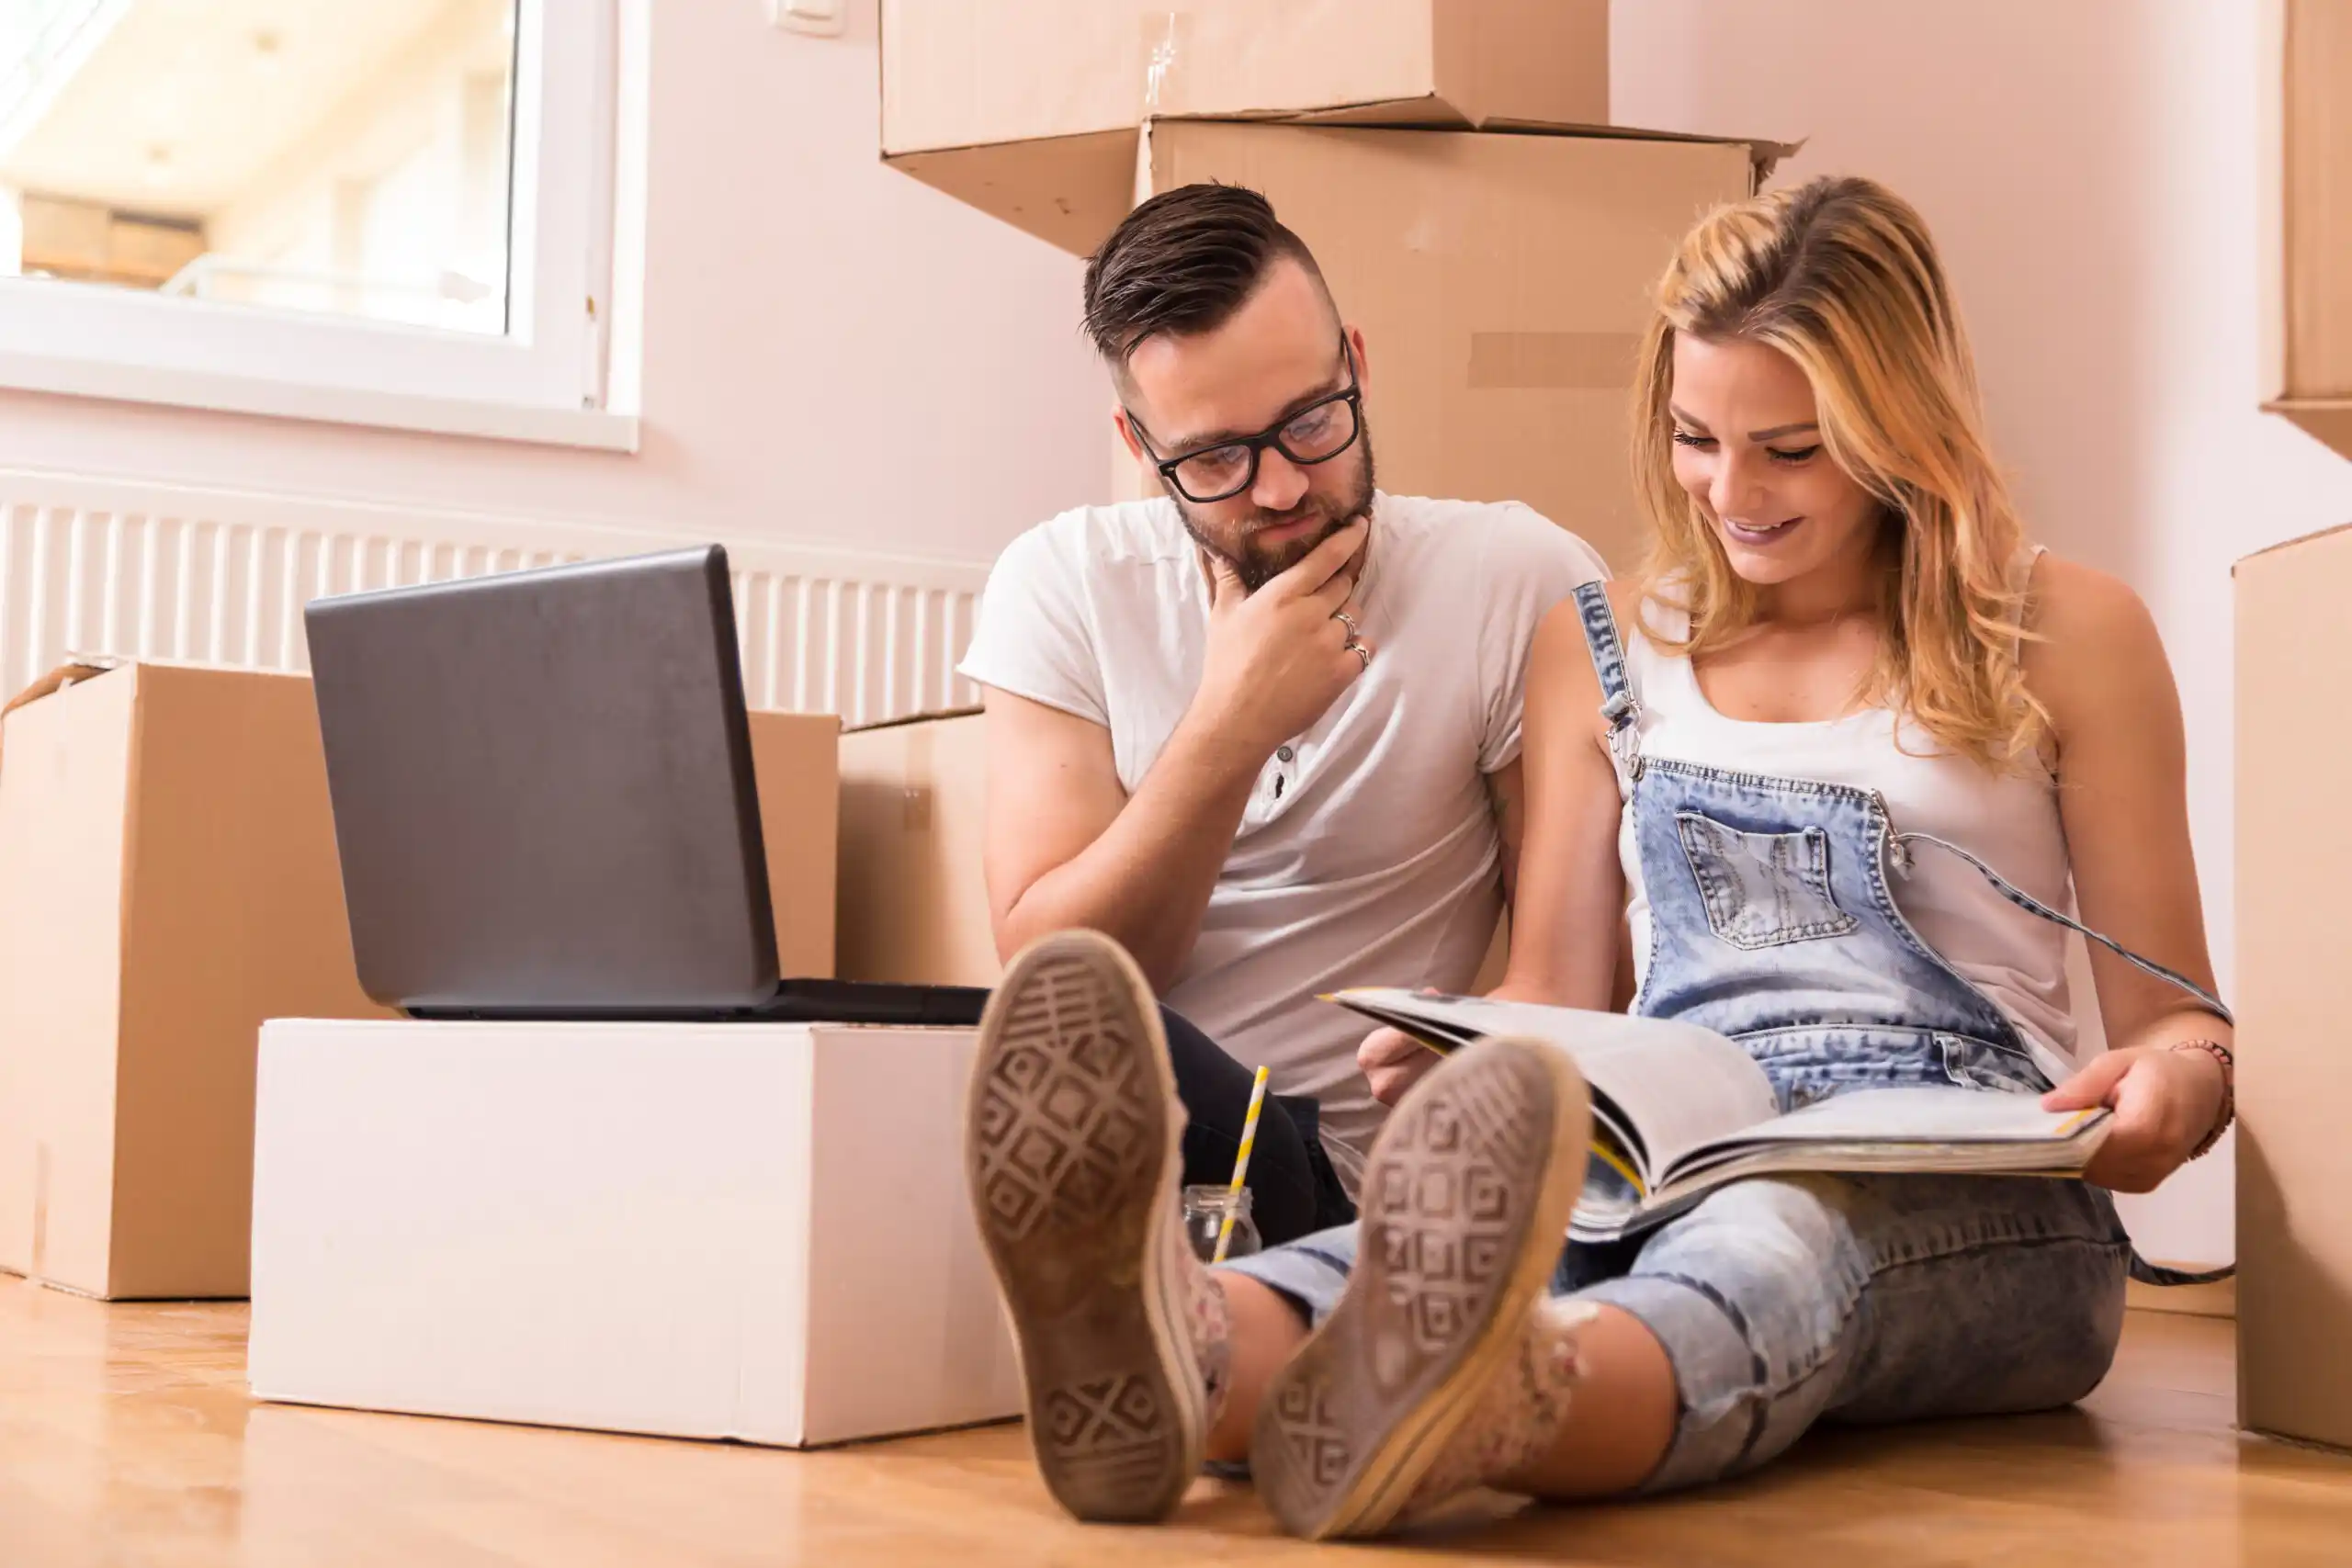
[
  {"xmin": 1578, "ymin": 582, "xmax": 2231, "ymax": 1118},
  {"xmin": 1225, "ymin": 581, "xmax": 2233, "ymax": 1489}
]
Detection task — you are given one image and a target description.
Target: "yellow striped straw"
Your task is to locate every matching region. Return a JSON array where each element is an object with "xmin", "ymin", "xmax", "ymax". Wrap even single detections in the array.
[{"xmin": 1213, "ymin": 1066, "xmax": 1272, "ymax": 1264}]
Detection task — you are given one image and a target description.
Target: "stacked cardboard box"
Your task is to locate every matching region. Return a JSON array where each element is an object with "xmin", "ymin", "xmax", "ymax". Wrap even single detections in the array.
[
  {"xmin": 0, "ymin": 659, "xmax": 843, "ymax": 1301},
  {"xmin": 0, "ymin": 660, "xmax": 390, "ymax": 1300},
  {"xmin": 881, "ymin": 0, "xmax": 1783, "ymax": 571},
  {"xmin": 835, "ymin": 708, "xmax": 998, "ymax": 988},
  {"xmin": 883, "ymin": 0, "xmax": 1613, "ymax": 252},
  {"xmin": 2234, "ymin": 526, "xmax": 2352, "ymax": 1451}
]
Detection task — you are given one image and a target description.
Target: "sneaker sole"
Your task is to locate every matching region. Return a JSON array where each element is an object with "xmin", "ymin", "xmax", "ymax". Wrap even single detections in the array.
[
  {"xmin": 966, "ymin": 931, "xmax": 1201, "ymax": 1523},
  {"xmin": 1252, "ymin": 1036, "xmax": 1589, "ymax": 1540}
]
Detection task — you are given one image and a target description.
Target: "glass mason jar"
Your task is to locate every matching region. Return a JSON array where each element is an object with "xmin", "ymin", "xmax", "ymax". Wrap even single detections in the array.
[{"xmin": 1181, "ymin": 1184, "xmax": 1261, "ymax": 1262}]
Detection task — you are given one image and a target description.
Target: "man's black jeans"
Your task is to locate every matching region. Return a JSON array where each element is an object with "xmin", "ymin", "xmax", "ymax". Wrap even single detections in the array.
[{"xmin": 1159, "ymin": 1007, "xmax": 1356, "ymax": 1246}]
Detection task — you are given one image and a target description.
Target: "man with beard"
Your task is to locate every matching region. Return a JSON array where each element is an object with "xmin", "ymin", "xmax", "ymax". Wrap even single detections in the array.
[{"xmin": 956, "ymin": 185, "xmax": 1606, "ymax": 1241}]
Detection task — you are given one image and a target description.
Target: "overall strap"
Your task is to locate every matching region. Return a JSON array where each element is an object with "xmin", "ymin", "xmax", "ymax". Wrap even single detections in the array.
[
  {"xmin": 1894, "ymin": 831, "xmax": 2233, "ymax": 1024},
  {"xmin": 1571, "ymin": 581, "xmax": 1644, "ymax": 782}
]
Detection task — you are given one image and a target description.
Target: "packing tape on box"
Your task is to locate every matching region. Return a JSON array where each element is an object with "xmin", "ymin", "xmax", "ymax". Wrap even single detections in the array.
[
  {"xmin": 1465, "ymin": 332, "xmax": 1641, "ymax": 390},
  {"xmin": 1138, "ymin": 10, "xmax": 1194, "ymax": 114}
]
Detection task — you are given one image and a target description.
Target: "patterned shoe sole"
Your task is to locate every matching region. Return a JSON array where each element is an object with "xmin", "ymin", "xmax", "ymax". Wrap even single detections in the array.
[
  {"xmin": 967, "ymin": 931, "xmax": 1200, "ymax": 1523},
  {"xmin": 1252, "ymin": 1037, "xmax": 1589, "ymax": 1540}
]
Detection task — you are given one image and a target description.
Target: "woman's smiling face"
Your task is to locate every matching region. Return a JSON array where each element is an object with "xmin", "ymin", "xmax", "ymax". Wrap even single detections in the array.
[{"xmin": 1668, "ymin": 333, "xmax": 1883, "ymax": 589}]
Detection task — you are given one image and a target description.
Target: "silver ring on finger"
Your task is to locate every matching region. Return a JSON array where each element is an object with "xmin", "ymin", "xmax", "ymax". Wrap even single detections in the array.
[
  {"xmin": 1347, "ymin": 638, "xmax": 1373, "ymax": 671},
  {"xmin": 1333, "ymin": 609, "xmax": 1360, "ymax": 637}
]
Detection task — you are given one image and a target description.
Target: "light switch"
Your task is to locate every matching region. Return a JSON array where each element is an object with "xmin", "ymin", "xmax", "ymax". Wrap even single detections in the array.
[{"xmin": 770, "ymin": 0, "xmax": 844, "ymax": 36}]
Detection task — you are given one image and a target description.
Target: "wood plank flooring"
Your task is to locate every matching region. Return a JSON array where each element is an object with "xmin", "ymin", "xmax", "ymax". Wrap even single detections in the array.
[{"xmin": 4, "ymin": 1275, "xmax": 2347, "ymax": 1566}]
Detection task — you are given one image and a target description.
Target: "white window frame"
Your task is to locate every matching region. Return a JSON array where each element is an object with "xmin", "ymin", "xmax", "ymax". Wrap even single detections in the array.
[{"xmin": 0, "ymin": 0, "xmax": 638, "ymax": 452}]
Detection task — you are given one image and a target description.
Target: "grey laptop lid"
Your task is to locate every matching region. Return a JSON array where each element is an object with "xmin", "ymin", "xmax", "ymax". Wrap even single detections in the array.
[{"xmin": 304, "ymin": 546, "xmax": 780, "ymax": 1014}]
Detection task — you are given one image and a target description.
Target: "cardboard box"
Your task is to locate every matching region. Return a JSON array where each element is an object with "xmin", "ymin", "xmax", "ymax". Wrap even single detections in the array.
[
  {"xmin": 2235, "ymin": 524, "xmax": 2352, "ymax": 1449},
  {"xmin": 1085, "ymin": 120, "xmax": 1769, "ymax": 570},
  {"xmin": 836, "ymin": 708, "xmax": 999, "ymax": 988},
  {"xmin": 743, "ymin": 709, "xmax": 844, "ymax": 980},
  {"xmin": 2260, "ymin": 0, "xmax": 2352, "ymax": 457},
  {"xmin": 248, "ymin": 1019, "xmax": 1023, "ymax": 1448},
  {"xmin": 883, "ymin": 0, "xmax": 1610, "ymax": 254},
  {"xmin": 0, "ymin": 662, "xmax": 843, "ymax": 1302},
  {"xmin": 0, "ymin": 660, "xmax": 390, "ymax": 1300}
]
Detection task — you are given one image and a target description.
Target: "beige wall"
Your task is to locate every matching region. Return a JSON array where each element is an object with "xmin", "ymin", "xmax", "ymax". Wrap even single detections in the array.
[
  {"xmin": 0, "ymin": 0, "xmax": 1105, "ymax": 562},
  {"xmin": 1616, "ymin": 0, "xmax": 2352, "ymax": 1265}
]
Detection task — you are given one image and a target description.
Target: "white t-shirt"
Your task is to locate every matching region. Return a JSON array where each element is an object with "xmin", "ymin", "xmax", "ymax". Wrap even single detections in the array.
[{"xmin": 957, "ymin": 491, "xmax": 1608, "ymax": 1193}]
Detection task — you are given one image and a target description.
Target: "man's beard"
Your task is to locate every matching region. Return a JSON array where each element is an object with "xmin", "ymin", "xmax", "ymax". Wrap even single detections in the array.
[{"xmin": 1174, "ymin": 423, "xmax": 1377, "ymax": 592}]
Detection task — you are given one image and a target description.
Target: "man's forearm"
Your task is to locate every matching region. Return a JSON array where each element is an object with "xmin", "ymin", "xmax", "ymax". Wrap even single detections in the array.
[{"xmin": 1000, "ymin": 713, "xmax": 1266, "ymax": 989}]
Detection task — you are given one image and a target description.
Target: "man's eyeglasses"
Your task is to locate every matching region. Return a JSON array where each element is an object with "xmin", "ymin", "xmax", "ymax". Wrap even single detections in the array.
[{"xmin": 1126, "ymin": 335, "xmax": 1364, "ymax": 504}]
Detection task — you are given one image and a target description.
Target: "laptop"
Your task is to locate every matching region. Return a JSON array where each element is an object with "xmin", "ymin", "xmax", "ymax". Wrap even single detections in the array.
[{"xmin": 303, "ymin": 545, "xmax": 989, "ymax": 1026}]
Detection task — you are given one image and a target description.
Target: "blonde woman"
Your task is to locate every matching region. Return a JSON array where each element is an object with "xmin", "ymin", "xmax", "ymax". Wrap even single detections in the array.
[{"xmin": 964, "ymin": 175, "xmax": 2234, "ymax": 1538}]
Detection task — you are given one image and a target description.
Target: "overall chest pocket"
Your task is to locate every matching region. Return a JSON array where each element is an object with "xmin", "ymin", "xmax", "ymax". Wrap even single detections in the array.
[{"xmin": 1675, "ymin": 811, "xmax": 1860, "ymax": 950}]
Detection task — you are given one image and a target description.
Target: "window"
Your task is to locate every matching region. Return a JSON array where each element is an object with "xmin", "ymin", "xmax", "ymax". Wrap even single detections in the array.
[{"xmin": 0, "ymin": 0, "xmax": 630, "ymax": 448}]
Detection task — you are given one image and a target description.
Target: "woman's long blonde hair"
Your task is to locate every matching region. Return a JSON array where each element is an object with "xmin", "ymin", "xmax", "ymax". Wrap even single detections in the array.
[{"xmin": 1632, "ymin": 175, "xmax": 2044, "ymax": 770}]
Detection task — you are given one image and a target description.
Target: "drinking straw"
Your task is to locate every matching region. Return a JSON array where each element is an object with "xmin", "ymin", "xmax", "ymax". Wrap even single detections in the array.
[{"xmin": 1212, "ymin": 1066, "xmax": 1272, "ymax": 1264}]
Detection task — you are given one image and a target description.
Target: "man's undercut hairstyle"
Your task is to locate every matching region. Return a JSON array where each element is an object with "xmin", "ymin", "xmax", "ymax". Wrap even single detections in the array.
[{"xmin": 1082, "ymin": 183, "xmax": 1329, "ymax": 366}]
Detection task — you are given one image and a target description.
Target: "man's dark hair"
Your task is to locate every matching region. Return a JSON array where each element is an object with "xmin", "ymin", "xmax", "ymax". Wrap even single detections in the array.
[{"xmin": 1082, "ymin": 184, "xmax": 1328, "ymax": 365}]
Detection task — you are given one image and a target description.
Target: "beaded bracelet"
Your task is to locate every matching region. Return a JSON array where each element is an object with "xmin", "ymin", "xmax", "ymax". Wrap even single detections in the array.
[{"xmin": 2171, "ymin": 1038, "xmax": 2234, "ymax": 1160}]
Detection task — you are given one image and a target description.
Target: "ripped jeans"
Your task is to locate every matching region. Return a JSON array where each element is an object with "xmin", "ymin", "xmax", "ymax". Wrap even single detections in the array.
[{"xmin": 1221, "ymin": 1168, "xmax": 2129, "ymax": 1490}]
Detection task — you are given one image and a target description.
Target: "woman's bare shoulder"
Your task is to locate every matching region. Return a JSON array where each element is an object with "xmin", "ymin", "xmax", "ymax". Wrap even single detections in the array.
[
  {"xmin": 2021, "ymin": 550, "xmax": 2174, "ymax": 732},
  {"xmin": 2024, "ymin": 551, "xmax": 2155, "ymax": 648},
  {"xmin": 2022, "ymin": 552, "xmax": 2164, "ymax": 667}
]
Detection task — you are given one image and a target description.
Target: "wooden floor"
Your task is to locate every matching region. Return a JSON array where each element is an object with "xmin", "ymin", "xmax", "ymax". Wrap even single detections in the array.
[{"xmin": 5, "ymin": 1277, "xmax": 2349, "ymax": 1567}]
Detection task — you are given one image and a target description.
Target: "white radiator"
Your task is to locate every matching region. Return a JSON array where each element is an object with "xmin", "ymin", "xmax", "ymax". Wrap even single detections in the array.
[{"xmin": 0, "ymin": 470, "xmax": 988, "ymax": 727}]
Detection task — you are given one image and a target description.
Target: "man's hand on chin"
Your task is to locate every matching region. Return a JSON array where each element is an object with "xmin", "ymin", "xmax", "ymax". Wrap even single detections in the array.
[{"xmin": 1190, "ymin": 517, "xmax": 1373, "ymax": 761}]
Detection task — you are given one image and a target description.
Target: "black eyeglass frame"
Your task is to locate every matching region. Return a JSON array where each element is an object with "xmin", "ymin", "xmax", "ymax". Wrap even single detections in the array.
[{"xmin": 1124, "ymin": 334, "xmax": 1364, "ymax": 504}]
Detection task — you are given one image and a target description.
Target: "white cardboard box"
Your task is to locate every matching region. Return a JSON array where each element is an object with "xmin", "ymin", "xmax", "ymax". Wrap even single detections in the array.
[{"xmin": 249, "ymin": 1020, "xmax": 1022, "ymax": 1448}]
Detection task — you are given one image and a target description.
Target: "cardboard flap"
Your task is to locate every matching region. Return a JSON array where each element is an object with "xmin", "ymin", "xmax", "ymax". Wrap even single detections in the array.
[
  {"xmin": 0, "ymin": 659, "xmax": 315, "ymax": 778},
  {"xmin": 0, "ymin": 657, "xmax": 125, "ymax": 783},
  {"xmin": 3, "ymin": 658, "xmax": 123, "ymax": 723},
  {"xmin": 2232, "ymin": 512, "xmax": 2352, "ymax": 572},
  {"xmin": 887, "ymin": 130, "xmax": 1142, "ymax": 257},
  {"xmin": 2264, "ymin": 398, "xmax": 2352, "ymax": 464},
  {"xmin": 1300, "ymin": 111, "xmax": 1800, "ymax": 187},
  {"xmin": 892, "ymin": 116, "xmax": 1795, "ymax": 257},
  {"xmin": 1476, "ymin": 119, "xmax": 1802, "ymax": 186},
  {"xmin": 842, "ymin": 706, "xmax": 983, "ymax": 736}
]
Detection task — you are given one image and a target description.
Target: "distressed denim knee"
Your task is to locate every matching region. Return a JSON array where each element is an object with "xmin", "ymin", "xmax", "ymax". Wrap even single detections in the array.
[{"xmin": 1568, "ymin": 1173, "xmax": 2129, "ymax": 1493}]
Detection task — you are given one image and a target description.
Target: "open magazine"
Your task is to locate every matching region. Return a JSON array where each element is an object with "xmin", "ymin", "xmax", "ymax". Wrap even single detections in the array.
[{"xmin": 1328, "ymin": 990, "xmax": 2111, "ymax": 1244}]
